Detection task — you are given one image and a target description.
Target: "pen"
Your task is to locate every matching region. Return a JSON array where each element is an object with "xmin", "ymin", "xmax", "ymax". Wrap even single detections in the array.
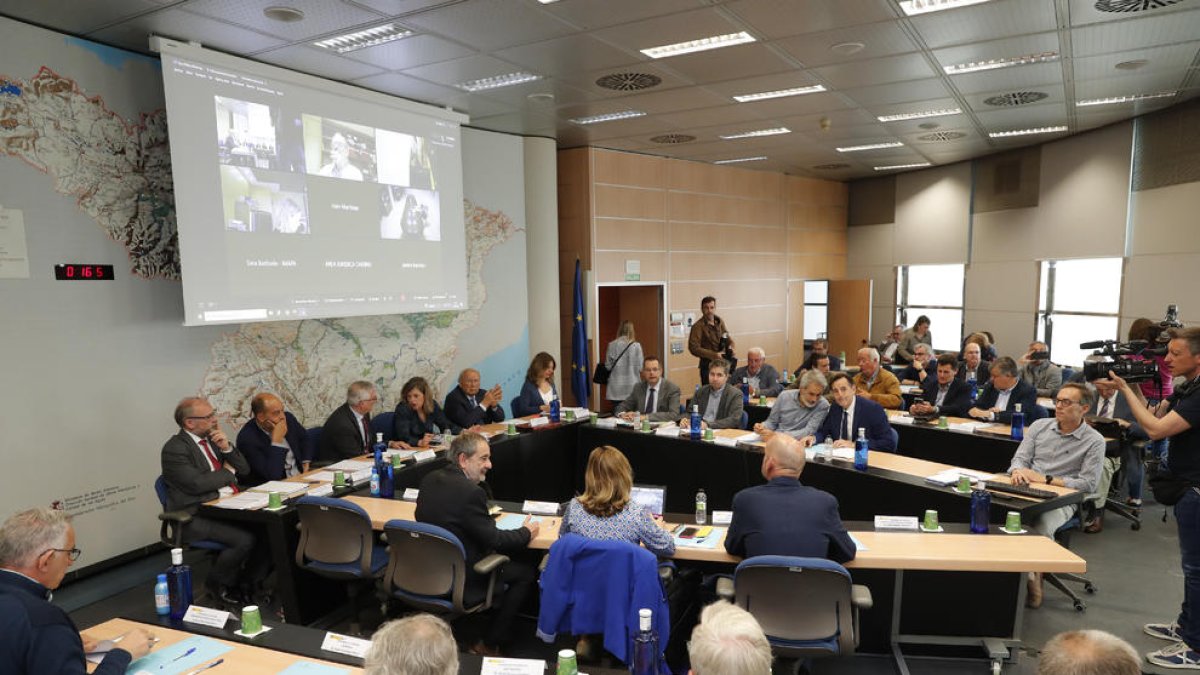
[
  {"xmin": 167, "ymin": 647, "xmax": 197, "ymax": 664},
  {"xmin": 183, "ymin": 658, "xmax": 224, "ymax": 675}
]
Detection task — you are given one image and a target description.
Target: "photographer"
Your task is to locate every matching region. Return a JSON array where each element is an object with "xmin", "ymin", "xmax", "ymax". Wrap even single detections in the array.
[
  {"xmin": 1019, "ymin": 341, "xmax": 1063, "ymax": 398},
  {"xmin": 688, "ymin": 296, "xmax": 735, "ymax": 386},
  {"xmin": 1102, "ymin": 326, "xmax": 1200, "ymax": 670}
]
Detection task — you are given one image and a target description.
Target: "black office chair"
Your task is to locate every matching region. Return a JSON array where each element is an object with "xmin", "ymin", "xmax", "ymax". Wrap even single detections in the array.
[
  {"xmin": 381, "ymin": 519, "xmax": 508, "ymax": 619},
  {"xmin": 295, "ymin": 496, "xmax": 388, "ymax": 632},
  {"xmin": 1044, "ymin": 515, "xmax": 1096, "ymax": 611},
  {"xmin": 153, "ymin": 476, "xmax": 227, "ymax": 553}
]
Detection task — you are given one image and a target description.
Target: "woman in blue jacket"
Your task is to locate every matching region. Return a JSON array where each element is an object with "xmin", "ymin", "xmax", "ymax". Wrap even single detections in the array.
[
  {"xmin": 513, "ymin": 352, "xmax": 558, "ymax": 417},
  {"xmin": 393, "ymin": 377, "xmax": 460, "ymax": 447}
]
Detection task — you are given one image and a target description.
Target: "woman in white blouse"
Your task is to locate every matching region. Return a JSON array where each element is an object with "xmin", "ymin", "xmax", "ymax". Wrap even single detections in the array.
[{"xmin": 603, "ymin": 320, "xmax": 644, "ymax": 411}]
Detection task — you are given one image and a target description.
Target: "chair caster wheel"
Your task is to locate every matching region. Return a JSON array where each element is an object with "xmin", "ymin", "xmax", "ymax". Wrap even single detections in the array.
[
  {"xmin": 1084, "ymin": 583, "xmax": 1096, "ymax": 594},
  {"xmin": 1132, "ymin": 522, "xmax": 1142, "ymax": 531},
  {"xmin": 1074, "ymin": 601, "xmax": 1086, "ymax": 611}
]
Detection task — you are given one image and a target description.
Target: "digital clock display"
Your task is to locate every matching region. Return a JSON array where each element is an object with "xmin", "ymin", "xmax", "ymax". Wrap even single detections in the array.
[{"xmin": 54, "ymin": 264, "xmax": 115, "ymax": 281}]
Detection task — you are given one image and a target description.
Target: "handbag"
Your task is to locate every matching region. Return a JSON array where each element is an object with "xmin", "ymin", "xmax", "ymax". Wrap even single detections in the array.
[
  {"xmin": 1149, "ymin": 470, "xmax": 1194, "ymax": 506},
  {"xmin": 593, "ymin": 339, "xmax": 634, "ymax": 385}
]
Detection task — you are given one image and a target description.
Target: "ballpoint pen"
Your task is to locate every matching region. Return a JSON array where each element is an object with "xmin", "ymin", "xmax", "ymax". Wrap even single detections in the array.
[
  {"xmin": 183, "ymin": 658, "xmax": 224, "ymax": 675},
  {"xmin": 163, "ymin": 646, "xmax": 196, "ymax": 667}
]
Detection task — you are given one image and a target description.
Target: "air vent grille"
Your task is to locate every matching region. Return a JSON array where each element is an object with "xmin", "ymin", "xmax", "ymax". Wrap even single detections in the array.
[
  {"xmin": 649, "ymin": 134, "xmax": 696, "ymax": 144},
  {"xmin": 984, "ymin": 91, "xmax": 1049, "ymax": 107},
  {"xmin": 812, "ymin": 163, "xmax": 851, "ymax": 170},
  {"xmin": 595, "ymin": 72, "xmax": 662, "ymax": 91},
  {"xmin": 1094, "ymin": 0, "xmax": 1184, "ymax": 13},
  {"xmin": 918, "ymin": 131, "xmax": 967, "ymax": 142}
]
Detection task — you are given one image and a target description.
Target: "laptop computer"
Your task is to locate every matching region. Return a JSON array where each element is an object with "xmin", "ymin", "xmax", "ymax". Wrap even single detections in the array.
[{"xmin": 630, "ymin": 484, "xmax": 668, "ymax": 518}]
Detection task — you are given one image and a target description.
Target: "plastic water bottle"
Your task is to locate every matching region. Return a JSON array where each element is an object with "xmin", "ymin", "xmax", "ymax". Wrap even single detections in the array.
[
  {"xmin": 966, "ymin": 370, "xmax": 977, "ymax": 403},
  {"xmin": 741, "ymin": 378, "xmax": 750, "ymax": 405},
  {"xmin": 695, "ymin": 488, "xmax": 707, "ymax": 525},
  {"xmin": 854, "ymin": 427, "xmax": 869, "ymax": 471},
  {"xmin": 839, "ymin": 350, "xmax": 847, "ymax": 366},
  {"xmin": 373, "ymin": 432, "xmax": 387, "ymax": 465},
  {"xmin": 549, "ymin": 396, "xmax": 561, "ymax": 423},
  {"xmin": 166, "ymin": 547, "xmax": 193, "ymax": 621},
  {"xmin": 689, "ymin": 405, "xmax": 702, "ymax": 441},
  {"xmin": 154, "ymin": 573, "xmax": 170, "ymax": 616},
  {"xmin": 970, "ymin": 481, "xmax": 991, "ymax": 533},
  {"xmin": 381, "ymin": 461, "xmax": 395, "ymax": 499},
  {"xmin": 1011, "ymin": 403, "xmax": 1024, "ymax": 441},
  {"xmin": 370, "ymin": 466, "xmax": 381, "ymax": 497},
  {"xmin": 630, "ymin": 608, "xmax": 660, "ymax": 675}
]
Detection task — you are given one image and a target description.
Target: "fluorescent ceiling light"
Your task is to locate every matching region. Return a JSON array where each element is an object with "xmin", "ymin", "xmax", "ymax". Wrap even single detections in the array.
[
  {"xmin": 569, "ymin": 110, "xmax": 647, "ymax": 125},
  {"xmin": 537, "ymin": 0, "xmax": 561, "ymax": 3},
  {"xmin": 713, "ymin": 156, "xmax": 768, "ymax": 164},
  {"xmin": 641, "ymin": 31, "xmax": 756, "ymax": 59},
  {"xmin": 988, "ymin": 126, "xmax": 1068, "ymax": 138},
  {"xmin": 718, "ymin": 127, "xmax": 791, "ymax": 140},
  {"xmin": 877, "ymin": 108, "xmax": 961, "ymax": 122},
  {"xmin": 943, "ymin": 51, "xmax": 1058, "ymax": 75},
  {"xmin": 313, "ymin": 23, "xmax": 413, "ymax": 53},
  {"xmin": 1077, "ymin": 91, "xmax": 1176, "ymax": 107},
  {"xmin": 733, "ymin": 85, "xmax": 826, "ymax": 102},
  {"xmin": 836, "ymin": 141, "xmax": 904, "ymax": 152},
  {"xmin": 457, "ymin": 72, "xmax": 541, "ymax": 92},
  {"xmin": 875, "ymin": 162, "xmax": 932, "ymax": 171},
  {"xmin": 899, "ymin": 0, "xmax": 992, "ymax": 16}
]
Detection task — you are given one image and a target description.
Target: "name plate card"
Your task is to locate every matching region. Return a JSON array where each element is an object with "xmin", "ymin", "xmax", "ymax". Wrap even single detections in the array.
[
  {"xmin": 320, "ymin": 632, "xmax": 372, "ymax": 658},
  {"xmin": 402, "ymin": 488, "xmax": 420, "ymax": 501},
  {"xmin": 413, "ymin": 450, "xmax": 437, "ymax": 462},
  {"xmin": 182, "ymin": 605, "xmax": 230, "ymax": 628},
  {"xmin": 528, "ymin": 417, "xmax": 549, "ymax": 428},
  {"xmin": 522, "ymin": 500, "xmax": 560, "ymax": 515}
]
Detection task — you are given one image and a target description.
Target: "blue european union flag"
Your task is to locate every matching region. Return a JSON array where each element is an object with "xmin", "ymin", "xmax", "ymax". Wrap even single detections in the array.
[{"xmin": 570, "ymin": 259, "xmax": 589, "ymax": 408}]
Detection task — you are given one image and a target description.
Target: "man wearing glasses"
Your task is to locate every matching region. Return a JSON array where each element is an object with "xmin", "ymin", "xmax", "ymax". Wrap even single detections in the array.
[
  {"xmin": 0, "ymin": 507, "xmax": 154, "ymax": 673},
  {"xmin": 1006, "ymin": 383, "xmax": 1106, "ymax": 608},
  {"xmin": 161, "ymin": 397, "xmax": 259, "ymax": 606},
  {"xmin": 319, "ymin": 380, "xmax": 381, "ymax": 461}
]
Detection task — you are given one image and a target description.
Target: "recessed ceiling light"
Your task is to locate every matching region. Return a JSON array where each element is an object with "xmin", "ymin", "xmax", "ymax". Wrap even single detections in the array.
[
  {"xmin": 569, "ymin": 110, "xmax": 647, "ymax": 125},
  {"xmin": 1077, "ymin": 91, "xmax": 1176, "ymax": 106},
  {"xmin": 713, "ymin": 156, "xmax": 768, "ymax": 164},
  {"xmin": 877, "ymin": 107, "xmax": 961, "ymax": 122},
  {"xmin": 988, "ymin": 126, "xmax": 1068, "ymax": 138},
  {"xmin": 1115, "ymin": 59, "xmax": 1149, "ymax": 71},
  {"xmin": 263, "ymin": 6, "xmax": 305, "ymax": 22},
  {"xmin": 918, "ymin": 122, "xmax": 941, "ymax": 130},
  {"xmin": 943, "ymin": 51, "xmax": 1058, "ymax": 75},
  {"xmin": 537, "ymin": 0, "xmax": 561, "ymax": 3},
  {"xmin": 875, "ymin": 162, "xmax": 932, "ymax": 171},
  {"xmin": 898, "ymin": 0, "xmax": 992, "ymax": 16},
  {"xmin": 718, "ymin": 127, "xmax": 791, "ymax": 140},
  {"xmin": 732, "ymin": 85, "xmax": 826, "ymax": 102},
  {"xmin": 640, "ymin": 31, "xmax": 756, "ymax": 59},
  {"xmin": 830, "ymin": 41, "xmax": 865, "ymax": 55},
  {"xmin": 313, "ymin": 23, "xmax": 413, "ymax": 53},
  {"xmin": 527, "ymin": 92, "xmax": 556, "ymax": 103},
  {"xmin": 456, "ymin": 71, "xmax": 541, "ymax": 92},
  {"xmin": 836, "ymin": 141, "xmax": 904, "ymax": 152}
]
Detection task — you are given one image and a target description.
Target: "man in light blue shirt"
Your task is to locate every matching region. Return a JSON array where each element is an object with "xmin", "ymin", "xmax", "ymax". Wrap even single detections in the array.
[{"xmin": 755, "ymin": 370, "xmax": 830, "ymax": 443}]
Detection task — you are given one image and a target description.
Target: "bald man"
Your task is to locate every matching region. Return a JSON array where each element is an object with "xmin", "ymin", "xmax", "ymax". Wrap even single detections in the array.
[
  {"xmin": 444, "ymin": 369, "xmax": 505, "ymax": 429},
  {"xmin": 236, "ymin": 393, "xmax": 313, "ymax": 486}
]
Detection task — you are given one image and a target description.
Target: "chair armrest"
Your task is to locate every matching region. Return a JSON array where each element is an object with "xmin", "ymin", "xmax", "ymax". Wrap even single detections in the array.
[
  {"xmin": 474, "ymin": 553, "xmax": 510, "ymax": 576},
  {"xmin": 658, "ymin": 563, "xmax": 674, "ymax": 585},
  {"xmin": 715, "ymin": 575, "xmax": 735, "ymax": 602},
  {"xmin": 538, "ymin": 553, "xmax": 550, "ymax": 572},
  {"xmin": 851, "ymin": 584, "xmax": 873, "ymax": 610},
  {"xmin": 157, "ymin": 510, "xmax": 193, "ymax": 525}
]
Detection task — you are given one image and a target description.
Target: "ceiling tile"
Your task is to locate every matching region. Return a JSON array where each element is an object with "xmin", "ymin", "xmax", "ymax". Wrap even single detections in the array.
[
  {"xmin": 0, "ymin": 0, "xmax": 164, "ymax": 35},
  {"xmin": 780, "ymin": 108, "xmax": 881, "ymax": 130},
  {"xmin": 1067, "ymin": 0, "xmax": 1199, "ymax": 27},
  {"xmin": 599, "ymin": 86, "xmax": 732, "ymax": 114},
  {"xmin": 656, "ymin": 43, "xmax": 796, "ymax": 83},
  {"xmin": 181, "ymin": 0, "xmax": 387, "ymax": 41},
  {"xmin": 733, "ymin": 91, "xmax": 853, "ymax": 122},
  {"xmin": 724, "ymin": 0, "xmax": 899, "ymax": 41},
  {"xmin": 341, "ymin": 34, "xmax": 475, "ymax": 70},
  {"xmin": 1072, "ymin": 42, "xmax": 1200, "ymax": 81},
  {"xmin": 399, "ymin": 54, "xmax": 531, "ymax": 87},
  {"xmin": 967, "ymin": 83, "xmax": 1066, "ymax": 112},
  {"xmin": 494, "ymin": 34, "xmax": 640, "ymax": 77},
  {"xmin": 556, "ymin": 63, "xmax": 696, "ymax": 99},
  {"xmin": 814, "ymin": 52, "xmax": 937, "ymax": 90},
  {"xmin": 703, "ymin": 70, "xmax": 825, "ymax": 99},
  {"xmin": 949, "ymin": 61, "xmax": 1064, "ymax": 95},
  {"xmin": 401, "ymin": 0, "xmax": 576, "ymax": 52},
  {"xmin": 774, "ymin": 21, "xmax": 923, "ymax": 68},
  {"xmin": 933, "ymin": 31, "xmax": 1061, "ymax": 72},
  {"xmin": 1072, "ymin": 11, "xmax": 1200, "ymax": 57},
  {"xmin": 655, "ymin": 104, "xmax": 772, "ymax": 129},
  {"xmin": 349, "ymin": 70, "xmax": 462, "ymax": 104},
  {"xmin": 255, "ymin": 44, "xmax": 388, "ymax": 81},
  {"xmin": 908, "ymin": 0, "xmax": 1057, "ymax": 49},
  {"xmin": 536, "ymin": 0, "xmax": 706, "ymax": 31},
  {"xmin": 467, "ymin": 111, "xmax": 558, "ymax": 136},
  {"xmin": 974, "ymin": 101, "xmax": 1069, "ymax": 129},
  {"xmin": 470, "ymin": 78, "xmax": 601, "ymax": 108},
  {"xmin": 588, "ymin": 7, "xmax": 744, "ymax": 55},
  {"xmin": 345, "ymin": 0, "xmax": 453, "ymax": 16},
  {"xmin": 86, "ymin": 8, "xmax": 288, "ymax": 55},
  {"xmin": 841, "ymin": 78, "xmax": 953, "ymax": 107},
  {"xmin": 1074, "ymin": 71, "xmax": 1192, "ymax": 99}
]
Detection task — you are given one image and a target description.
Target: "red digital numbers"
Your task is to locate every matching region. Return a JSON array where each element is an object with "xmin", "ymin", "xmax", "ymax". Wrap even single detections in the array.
[{"xmin": 55, "ymin": 264, "xmax": 114, "ymax": 281}]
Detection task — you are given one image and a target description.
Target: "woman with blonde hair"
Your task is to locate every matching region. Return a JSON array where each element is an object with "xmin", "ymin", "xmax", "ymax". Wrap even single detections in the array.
[
  {"xmin": 560, "ymin": 446, "xmax": 674, "ymax": 556},
  {"xmin": 603, "ymin": 320, "xmax": 644, "ymax": 412},
  {"xmin": 393, "ymin": 376, "xmax": 459, "ymax": 448}
]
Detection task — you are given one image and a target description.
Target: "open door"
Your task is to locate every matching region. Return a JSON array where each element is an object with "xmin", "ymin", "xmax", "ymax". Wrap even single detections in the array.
[
  {"xmin": 827, "ymin": 280, "xmax": 873, "ymax": 363},
  {"xmin": 596, "ymin": 284, "xmax": 665, "ymax": 410}
]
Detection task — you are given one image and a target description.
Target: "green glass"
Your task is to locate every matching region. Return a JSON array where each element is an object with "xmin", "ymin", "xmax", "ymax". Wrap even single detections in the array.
[
  {"xmin": 557, "ymin": 649, "xmax": 578, "ymax": 675},
  {"xmin": 938, "ymin": 415, "xmax": 949, "ymax": 429},
  {"xmin": 641, "ymin": 419, "xmax": 651, "ymax": 432},
  {"xmin": 391, "ymin": 453, "xmax": 403, "ymax": 468},
  {"xmin": 565, "ymin": 409, "xmax": 576, "ymax": 422},
  {"xmin": 923, "ymin": 509, "xmax": 939, "ymax": 530},
  {"xmin": 1005, "ymin": 511, "xmax": 1022, "ymax": 533},
  {"xmin": 956, "ymin": 474, "xmax": 971, "ymax": 493},
  {"xmin": 333, "ymin": 471, "xmax": 346, "ymax": 487},
  {"xmin": 704, "ymin": 428, "xmax": 714, "ymax": 441},
  {"xmin": 590, "ymin": 413, "xmax": 599, "ymax": 425},
  {"xmin": 241, "ymin": 605, "xmax": 263, "ymax": 635},
  {"xmin": 507, "ymin": 423, "xmax": 518, "ymax": 435},
  {"xmin": 267, "ymin": 492, "xmax": 282, "ymax": 509}
]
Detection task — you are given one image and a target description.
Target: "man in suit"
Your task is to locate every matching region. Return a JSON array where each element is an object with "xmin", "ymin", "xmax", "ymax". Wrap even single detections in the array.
[
  {"xmin": 416, "ymin": 433, "xmax": 539, "ymax": 656},
  {"xmin": 755, "ymin": 370, "xmax": 830, "ymax": 442},
  {"xmin": 318, "ymin": 380, "xmax": 378, "ymax": 461},
  {"xmin": 957, "ymin": 341, "xmax": 992, "ymax": 386},
  {"xmin": 236, "ymin": 392, "xmax": 312, "ymax": 486},
  {"xmin": 614, "ymin": 355, "xmax": 681, "ymax": 422},
  {"xmin": 1083, "ymin": 377, "xmax": 1148, "ymax": 532},
  {"xmin": 688, "ymin": 296, "xmax": 735, "ymax": 386},
  {"xmin": 853, "ymin": 347, "xmax": 903, "ymax": 409},
  {"xmin": 969, "ymin": 357, "xmax": 1043, "ymax": 424},
  {"xmin": 816, "ymin": 372, "xmax": 897, "ymax": 451},
  {"xmin": 680, "ymin": 359, "xmax": 744, "ymax": 430},
  {"xmin": 731, "ymin": 347, "xmax": 784, "ymax": 397},
  {"xmin": 910, "ymin": 354, "xmax": 973, "ymax": 418},
  {"xmin": 161, "ymin": 397, "xmax": 260, "ymax": 604},
  {"xmin": 725, "ymin": 434, "xmax": 855, "ymax": 562},
  {"xmin": 444, "ymin": 368, "xmax": 505, "ymax": 429},
  {"xmin": 898, "ymin": 343, "xmax": 935, "ymax": 385}
]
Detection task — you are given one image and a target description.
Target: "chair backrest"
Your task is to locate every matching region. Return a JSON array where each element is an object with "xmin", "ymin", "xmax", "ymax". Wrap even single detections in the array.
[
  {"xmin": 889, "ymin": 426, "xmax": 900, "ymax": 449},
  {"xmin": 382, "ymin": 519, "xmax": 470, "ymax": 614},
  {"xmin": 154, "ymin": 476, "xmax": 169, "ymax": 508},
  {"xmin": 370, "ymin": 411, "xmax": 396, "ymax": 440},
  {"xmin": 305, "ymin": 426, "xmax": 323, "ymax": 450},
  {"xmin": 511, "ymin": 396, "xmax": 521, "ymax": 417},
  {"xmin": 741, "ymin": 410, "xmax": 750, "ymax": 430},
  {"xmin": 735, "ymin": 555, "xmax": 856, "ymax": 657},
  {"xmin": 294, "ymin": 496, "xmax": 376, "ymax": 579},
  {"xmin": 1061, "ymin": 366, "xmax": 1075, "ymax": 383}
]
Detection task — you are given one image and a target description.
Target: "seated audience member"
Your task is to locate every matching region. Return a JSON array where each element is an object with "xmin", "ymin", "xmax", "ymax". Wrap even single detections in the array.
[
  {"xmin": 680, "ymin": 359, "xmax": 744, "ymax": 430},
  {"xmin": 614, "ymin": 356, "xmax": 681, "ymax": 422},
  {"xmin": 687, "ymin": 601, "xmax": 773, "ymax": 675},
  {"xmin": 561, "ymin": 446, "xmax": 674, "ymax": 556},
  {"xmin": 513, "ymin": 352, "xmax": 558, "ymax": 417},
  {"xmin": 318, "ymin": 380, "xmax": 379, "ymax": 461},
  {"xmin": 1007, "ymin": 383, "xmax": 1104, "ymax": 608},
  {"xmin": 816, "ymin": 372, "xmax": 896, "ymax": 451},
  {"xmin": 910, "ymin": 355, "xmax": 972, "ymax": 418},
  {"xmin": 960, "ymin": 331, "xmax": 998, "ymax": 364},
  {"xmin": 794, "ymin": 352, "xmax": 832, "ymax": 383},
  {"xmin": 809, "ymin": 338, "xmax": 842, "ymax": 371},
  {"xmin": 1081, "ymin": 377, "xmax": 1146, "ymax": 533},
  {"xmin": 878, "ymin": 324, "xmax": 905, "ymax": 364},
  {"xmin": 1020, "ymin": 341, "xmax": 1064, "ymax": 397},
  {"xmin": 1037, "ymin": 629, "xmax": 1140, "ymax": 675},
  {"xmin": 0, "ymin": 508, "xmax": 155, "ymax": 675},
  {"xmin": 393, "ymin": 377, "xmax": 461, "ymax": 448},
  {"xmin": 958, "ymin": 340, "xmax": 992, "ymax": 385},
  {"xmin": 364, "ymin": 613, "xmax": 458, "ymax": 675},
  {"xmin": 896, "ymin": 315, "xmax": 932, "ymax": 365},
  {"xmin": 161, "ymin": 397, "xmax": 266, "ymax": 605},
  {"xmin": 898, "ymin": 343, "xmax": 935, "ymax": 385},
  {"xmin": 237, "ymin": 392, "xmax": 312, "ymax": 485},
  {"xmin": 853, "ymin": 347, "xmax": 903, "ymax": 409},
  {"xmin": 416, "ymin": 433, "xmax": 539, "ymax": 655},
  {"xmin": 969, "ymin": 357, "xmax": 1043, "ymax": 424},
  {"xmin": 725, "ymin": 435, "xmax": 855, "ymax": 561},
  {"xmin": 754, "ymin": 370, "xmax": 830, "ymax": 442},
  {"xmin": 444, "ymin": 368, "xmax": 504, "ymax": 429},
  {"xmin": 731, "ymin": 347, "xmax": 784, "ymax": 397}
]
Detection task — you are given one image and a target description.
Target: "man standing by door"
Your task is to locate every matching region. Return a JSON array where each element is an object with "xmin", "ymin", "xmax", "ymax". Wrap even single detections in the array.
[{"xmin": 688, "ymin": 296, "xmax": 735, "ymax": 386}]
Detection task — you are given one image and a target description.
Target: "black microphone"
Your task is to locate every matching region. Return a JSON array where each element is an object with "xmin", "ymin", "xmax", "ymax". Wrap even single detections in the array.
[{"xmin": 1079, "ymin": 340, "xmax": 1112, "ymax": 349}]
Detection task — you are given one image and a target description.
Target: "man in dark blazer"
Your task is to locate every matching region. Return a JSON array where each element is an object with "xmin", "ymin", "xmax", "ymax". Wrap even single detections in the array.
[
  {"xmin": 444, "ymin": 368, "xmax": 505, "ymax": 429},
  {"xmin": 968, "ymin": 357, "xmax": 1044, "ymax": 425},
  {"xmin": 725, "ymin": 435, "xmax": 855, "ymax": 562},
  {"xmin": 236, "ymin": 392, "xmax": 312, "ymax": 486},
  {"xmin": 416, "ymin": 433, "xmax": 539, "ymax": 655},
  {"xmin": 318, "ymin": 380, "xmax": 378, "ymax": 461},
  {"xmin": 614, "ymin": 356, "xmax": 681, "ymax": 422},
  {"xmin": 161, "ymin": 397, "xmax": 259, "ymax": 604},
  {"xmin": 816, "ymin": 372, "xmax": 896, "ymax": 451},
  {"xmin": 957, "ymin": 341, "xmax": 992, "ymax": 386},
  {"xmin": 681, "ymin": 359, "xmax": 744, "ymax": 430},
  {"xmin": 910, "ymin": 354, "xmax": 973, "ymax": 418}
]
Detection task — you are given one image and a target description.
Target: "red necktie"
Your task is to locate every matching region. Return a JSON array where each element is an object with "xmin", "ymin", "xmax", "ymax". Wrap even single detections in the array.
[
  {"xmin": 200, "ymin": 439, "xmax": 239, "ymax": 493},
  {"xmin": 362, "ymin": 414, "xmax": 372, "ymax": 452}
]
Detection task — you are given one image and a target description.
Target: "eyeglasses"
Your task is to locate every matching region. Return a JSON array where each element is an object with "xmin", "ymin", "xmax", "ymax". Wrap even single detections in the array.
[
  {"xmin": 1053, "ymin": 398, "xmax": 1082, "ymax": 407},
  {"xmin": 186, "ymin": 413, "xmax": 218, "ymax": 421},
  {"xmin": 43, "ymin": 547, "xmax": 82, "ymax": 562}
]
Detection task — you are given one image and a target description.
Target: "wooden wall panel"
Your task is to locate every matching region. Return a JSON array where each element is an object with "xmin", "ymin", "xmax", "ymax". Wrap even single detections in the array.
[
  {"xmin": 669, "ymin": 222, "xmax": 786, "ymax": 253},
  {"xmin": 669, "ymin": 252, "xmax": 787, "ymax": 280},
  {"xmin": 787, "ymin": 280, "xmax": 805, "ymax": 369},
  {"xmin": 594, "ymin": 150, "xmax": 668, "ymax": 188},
  {"xmin": 594, "ymin": 184, "xmax": 666, "ymax": 220},
  {"xmin": 667, "ymin": 192, "xmax": 784, "ymax": 227},
  {"xmin": 593, "ymin": 250, "xmax": 668, "ymax": 283},
  {"xmin": 789, "ymin": 254, "xmax": 846, "ymax": 280},
  {"xmin": 595, "ymin": 217, "xmax": 667, "ymax": 251},
  {"xmin": 671, "ymin": 280, "xmax": 787, "ymax": 308}
]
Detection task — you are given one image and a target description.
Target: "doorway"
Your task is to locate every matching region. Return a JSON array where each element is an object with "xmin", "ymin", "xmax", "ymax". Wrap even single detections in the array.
[{"xmin": 595, "ymin": 284, "xmax": 666, "ymax": 411}]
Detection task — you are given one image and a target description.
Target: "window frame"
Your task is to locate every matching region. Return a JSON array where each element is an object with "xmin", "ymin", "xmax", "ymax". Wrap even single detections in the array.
[
  {"xmin": 895, "ymin": 264, "xmax": 966, "ymax": 352},
  {"xmin": 1035, "ymin": 257, "xmax": 1125, "ymax": 366}
]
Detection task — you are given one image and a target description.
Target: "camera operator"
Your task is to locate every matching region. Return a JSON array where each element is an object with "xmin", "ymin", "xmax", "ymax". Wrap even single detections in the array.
[
  {"xmin": 1102, "ymin": 326, "xmax": 1200, "ymax": 670},
  {"xmin": 1019, "ymin": 341, "xmax": 1063, "ymax": 398}
]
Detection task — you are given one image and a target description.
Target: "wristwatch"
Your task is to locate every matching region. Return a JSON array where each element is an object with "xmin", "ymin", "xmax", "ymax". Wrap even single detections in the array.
[{"xmin": 1045, "ymin": 474, "xmax": 1054, "ymax": 484}]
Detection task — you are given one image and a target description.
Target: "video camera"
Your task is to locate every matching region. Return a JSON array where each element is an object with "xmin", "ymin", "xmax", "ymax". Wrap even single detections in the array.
[{"xmin": 1080, "ymin": 304, "xmax": 1182, "ymax": 382}]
